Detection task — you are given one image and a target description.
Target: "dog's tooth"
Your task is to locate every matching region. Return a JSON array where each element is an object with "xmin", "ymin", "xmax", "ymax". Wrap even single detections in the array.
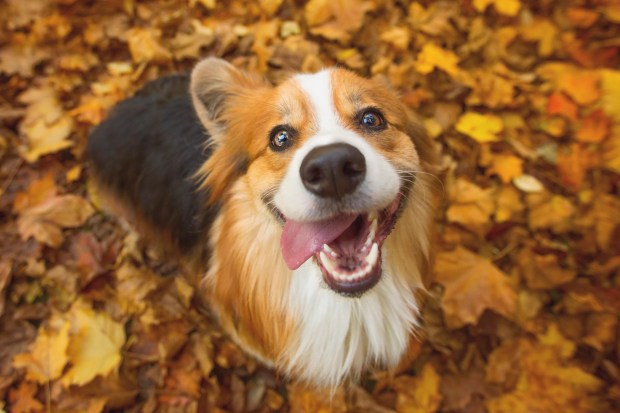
[
  {"xmin": 364, "ymin": 219, "xmax": 378, "ymax": 248},
  {"xmin": 365, "ymin": 243, "xmax": 379, "ymax": 267},
  {"xmin": 320, "ymin": 251, "xmax": 339, "ymax": 274},
  {"xmin": 368, "ymin": 211, "xmax": 378, "ymax": 222},
  {"xmin": 323, "ymin": 243, "xmax": 339, "ymax": 258}
]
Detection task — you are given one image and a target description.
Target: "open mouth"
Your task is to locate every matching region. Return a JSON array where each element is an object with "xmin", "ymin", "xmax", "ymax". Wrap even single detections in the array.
[{"xmin": 280, "ymin": 195, "xmax": 403, "ymax": 296}]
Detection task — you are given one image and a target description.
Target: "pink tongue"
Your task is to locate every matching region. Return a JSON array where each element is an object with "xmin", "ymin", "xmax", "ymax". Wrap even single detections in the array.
[{"xmin": 280, "ymin": 215, "xmax": 357, "ymax": 270}]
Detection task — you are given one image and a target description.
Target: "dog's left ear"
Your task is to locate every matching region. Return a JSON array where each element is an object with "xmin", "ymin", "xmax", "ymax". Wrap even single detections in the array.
[{"xmin": 190, "ymin": 58, "xmax": 267, "ymax": 138}]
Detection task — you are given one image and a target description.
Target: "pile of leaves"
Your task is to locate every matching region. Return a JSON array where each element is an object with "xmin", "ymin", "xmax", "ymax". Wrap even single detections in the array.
[{"xmin": 1, "ymin": 0, "xmax": 619, "ymax": 411}]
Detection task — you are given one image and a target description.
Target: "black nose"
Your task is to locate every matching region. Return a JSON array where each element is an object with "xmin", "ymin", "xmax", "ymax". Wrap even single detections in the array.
[{"xmin": 300, "ymin": 143, "xmax": 366, "ymax": 199}]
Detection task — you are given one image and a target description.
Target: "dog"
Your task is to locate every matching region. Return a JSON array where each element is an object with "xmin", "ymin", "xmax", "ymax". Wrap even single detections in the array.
[{"xmin": 87, "ymin": 57, "xmax": 437, "ymax": 388}]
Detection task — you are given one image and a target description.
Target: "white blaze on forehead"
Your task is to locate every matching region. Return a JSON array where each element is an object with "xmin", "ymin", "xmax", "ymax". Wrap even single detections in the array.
[{"xmin": 293, "ymin": 70, "xmax": 340, "ymax": 131}]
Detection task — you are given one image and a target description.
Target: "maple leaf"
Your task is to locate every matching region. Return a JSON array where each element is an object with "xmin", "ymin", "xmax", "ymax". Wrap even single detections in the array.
[
  {"xmin": 13, "ymin": 316, "xmax": 71, "ymax": 383},
  {"xmin": 17, "ymin": 194, "xmax": 95, "ymax": 247},
  {"xmin": 435, "ymin": 247, "xmax": 517, "ymax": 329},
  {"xmin": 487, "ymin": 154, "xmax": 523, "ymax": 183},
  {"xmin": 17, "ymin": 86, "xmax": 74, "ymax": 163},
  {"xmin": 446, "ymin": 178, "xmax": 495, "ymax": 233},
  {"xmin": 414, "ymin": 43, "xmax": 460, "ymax": 76},
  {"xmin": 455, "ymin": 112, "xmax": 504, "ymax": 143},
  {"xmin": 287, "ymin": 383, "xmax": 347, "ymax": 413},
  {"xmin": 62, "ymin": 300, "xmax": 125, "ymax": 386},
  {"xmin": 473, "ymin": 0, "xmax": 520, "ymax": 16},
  {"xmin": 527, "ymin": 193, "xmax": 576, "ymax": 231},
  {"xmin": 393, "ymin": 363, "xmax": 442, "ymax": 413},
  {"xmin": 486, "ymin": 325, "xmax": 605, "ymax": 413},
  {"xmin": 125, "ymin": 28, "xmax": 172, "ymax": 64},
  {"xmin": 8, "ymin": 381, "xmax": 44, "ymax": 413},
  {"xmin": 575, "ymin": 109, "xmax": 611, "ymax": 143}
]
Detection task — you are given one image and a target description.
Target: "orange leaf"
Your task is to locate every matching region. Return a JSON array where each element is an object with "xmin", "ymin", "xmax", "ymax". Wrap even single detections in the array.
[
  {"xmin": 8, "ymin": 381, "xmax": 44, "ymax": 413},
  {"xmin": 575, "ymin": 109, "xmax": 611, "ymax": 143},
  {"xmin": 566, "ymin": 7, "xmax": 599, "ymax": 28},
  {"xmin": 487, "ymin": 154, "xmax": 523, "ymax": 183},
  {"xmin": 547, "ymin": 92, "xmax": 578, "ymax": 120},
  {"xmin": 393, "ymin": 363, "xmax": 442, "ymax": 413},
  {"xmin": 556, "ymin": 143, "xmax": 600, "ymax": 189},
  {"xmin": 435, "ymin": 247, "xmax": 517, "ymax": 329}
]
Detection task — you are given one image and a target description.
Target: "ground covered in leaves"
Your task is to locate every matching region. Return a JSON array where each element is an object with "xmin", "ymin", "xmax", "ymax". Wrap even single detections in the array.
[{"xmin": 1, "ymin": 0, "xmax": 619, "ymax": 412}]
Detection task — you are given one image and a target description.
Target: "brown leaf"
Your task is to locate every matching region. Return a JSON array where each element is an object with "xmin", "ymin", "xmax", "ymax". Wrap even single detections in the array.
[
  {"xmin": 435, "ymin": 247, "xmax": 517, "ymax": 329},
  {"xmin": 17, "ymin": 194, "xmax": 95, "ymax": 247},
  {"xmin": 8, "ymin": 381, "xmax": 44, "ymax": 413},
  {"xmin": 393, "ymin": 363, "xmax": 442, "ymax": 413}
]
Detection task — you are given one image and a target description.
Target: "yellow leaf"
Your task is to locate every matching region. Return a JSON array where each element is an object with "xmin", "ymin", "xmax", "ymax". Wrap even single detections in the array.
[
  {"xmin": 446, "ymin": 178, "xmax": 495, "ymax": 234},
  {"xmin": 473, "ymin": 0, "xmax": 521, "ymax": 16},
  {"xmin": 488, "ymin": 154, "xmax": 523, "ymax": 183},
  {"xmin": 486, "ymin": 328, "xmax": 604, "ymax": 413},
  {"xmin": 435, "ymin": 247, "xmax": 517, "ymax": 328},
  {"xmin": 62, "ymin": 301, "xmax": 125, "ymax": 385},
  {"xmin": 527, "ymin": 193, "xmax": 576, "ymax": 232},
  {"xmin": 125, "ymin": 28, "xmax": 172, "ymax": 64},
  {"xmin": 456, "ymin": 112, "xmax": 504, "ymax": 143},
  {"xmin": 17, "ymin": 195, "xmax": 95, "ymax": 247},
  {"xmin": 601, "ymin": 69, "xmax": 620, "ymax": 122},
  {"xmin": 17, "ymin": 87, "xmax": 74, "ymax": 163},
  {"xmin": 393, "ymin": 363, "xmax": 442, "ymax": 413},
  {"xmin": 414, "ymin": 43, "xmax": 460, "ymax": 76},
  {"xmin": 520, "ymin": 19, "xmax": 558, "ymax": 56},
  {"xmin": 13, "ymin": 318, "xmax": 70, "ymax": 383},
  {"xmin": 495, "ymin": 185, "xmax": 524, "ymax": 222}
]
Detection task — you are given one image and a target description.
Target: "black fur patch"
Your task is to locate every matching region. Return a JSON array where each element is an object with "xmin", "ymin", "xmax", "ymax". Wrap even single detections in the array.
[{"xmin": 87, "ymin": 74, "xmax": 218, "ymax": 255}]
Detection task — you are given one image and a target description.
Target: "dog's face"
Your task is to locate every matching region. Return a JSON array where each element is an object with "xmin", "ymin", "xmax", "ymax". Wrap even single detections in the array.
[
  {"xmin": 190, "ymin": 58, "xmax": 436, "ymax": 387},
  {"xmin": 192, "ymin": 59, "xmax": 434, "ymax": 296}
]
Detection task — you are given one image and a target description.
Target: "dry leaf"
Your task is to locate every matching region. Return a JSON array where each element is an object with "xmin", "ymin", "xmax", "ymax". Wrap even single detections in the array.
[
  {"xmin": 13, "ymin": 317, "xmax": 71, "ymax": 382},
  {"xmin": 125, "ymin": 27, "xmax": 172, "ymax": 64},
  {"xmin": 393, "ymin": 363, "xmax": 442, "ymax": 413},
  {"xmin": 62, "ymin": 300, "xmax": 125, "ymax": 386},
  {"xmin": 435, "ymin": 247, "xmax": 517, "ymax": 328},
  {"xmin": 473, "ymin": 0, "xmax": 521, "ymax": 16},
  {"xmin": 455, "ymin": 112, "xmax": 504, "ymax": 143},
  {"xmin": 447, "ymin": 178, "xmax": 495, "ymax": 233},
  {"xmin": 487, "ymin": 154, "xmax": 523, "ymax": 183},
  {"xmin": 17, "ymin": 194, "xmax": 95, "ymax": 247},
  {"xmin": 17, "ymin": 86, "xmax": 74, "ymax": 162},
  {"xmin": 8, "ymin": 381, "xmax": 44, "ymax": 413},
  {"xmin": 414, "ymin": 43, "xmax": 460, "ymax": 76}
]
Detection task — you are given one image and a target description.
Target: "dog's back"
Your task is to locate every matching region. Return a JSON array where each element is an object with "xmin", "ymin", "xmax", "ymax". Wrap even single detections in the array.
[{"xmin": 87, "ymin": 75, "xmax": 217, "ymax": 265}]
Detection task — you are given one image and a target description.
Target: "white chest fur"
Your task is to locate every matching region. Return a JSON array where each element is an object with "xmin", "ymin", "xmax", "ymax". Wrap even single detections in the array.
[{"xmin": 282, "ymin": 251, "xmax": 420, "ymax": 388}]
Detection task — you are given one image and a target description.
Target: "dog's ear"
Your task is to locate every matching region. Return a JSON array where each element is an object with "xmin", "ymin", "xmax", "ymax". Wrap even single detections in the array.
[{"xmin": 190, "ymin": 58, "xmax": 267, "ymax": 138}]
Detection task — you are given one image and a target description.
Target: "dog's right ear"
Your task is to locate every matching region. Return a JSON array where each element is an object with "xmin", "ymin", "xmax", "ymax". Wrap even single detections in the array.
[{"xmin": 190, "ymin": 58, "xmax": 267, "ymax": 139}]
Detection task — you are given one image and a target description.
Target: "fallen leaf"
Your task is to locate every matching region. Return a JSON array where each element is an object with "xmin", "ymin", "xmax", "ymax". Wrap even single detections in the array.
[
  {"xmin": 125, "ymin": 27, "xmax": 172, "ymax": 64},
  {"xmin": 62, "ymin": 300, "xmax": 125, "ymax": 385},
  {"xmin": 414, "ymin": 43, "xmax": 460, "ymax": 76},
  {"xmin": 8, "ymin": 381, "xmax": 44, "ymax": 413},
  {"xmin": 446, "ymin": 178, "xmax": 495, "ymax": 233},
  {"xmin": 486, "ymin": 325, "xmax": 605, "ymax": 413},
  {"xmin": 435, "ymin": 247, "xmax": 517, "ymax": 328},
  {"xmin": 17, "ymin": 194, "xmax": 95, "ymax": 247},
  {"xmin": 494, "ymin": 185, "xmax": 524, "ymax": 222},
  {"xmin": 393, "ymin": 363, "xmax": 442, "ymax": 413},
  {"xmin": 488, "ymin": 154, "xmax": 523, "ymax": 183},
  {"xmin": 517, "ymin": 247, "xmax": 576, "ymax": 289},
  {"xmin": 566, "ymin": 7, "xmax": 599, "ymax": 28},
  {"xmin": 13, "ymin": 316, "xmax": 71, "ymax": 382},
  {"xmin": 17, "ymin": 86, "xmax": 75, "ymax": 162},
  {"xmin": 575, "ymin": 109, "xmax": 611, "ymax": 143},
  {"xmin": 520, "ymin": 18, "xmax": 558, "ymax": 56},
  {"xmin": 527, "ymin": 193, "xmax": 576, "ymax": 231},
  {"xmin": 473, "ymin": 0, "xmax": 521, "ymax": 17},
  {"xmin": 600, "ymin": 69, "xmax": 620, "ymax": 121},
  {"xmin": 512, "ymin": 174, "xmax": 544, "ymax": 193},
  {"xmin": 547, "ymin": 92, "xmax": 578, "ymax": 121},
  {"xmin": 288, "ymin": 383, "xmax": 347, "ymax": 413},
  {"xmin": 455, "ymin": 112, "xmax": 504, "ymax": 143}
]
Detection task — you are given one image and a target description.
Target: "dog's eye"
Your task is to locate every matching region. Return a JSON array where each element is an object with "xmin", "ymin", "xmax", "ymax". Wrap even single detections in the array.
[
  {"xmin": 359, "ymin": 109, "xmax": 386, "ymax": 131},
  {"xmin": 269, "ymin": 126, "xmax": 294, "ymax": 151}
]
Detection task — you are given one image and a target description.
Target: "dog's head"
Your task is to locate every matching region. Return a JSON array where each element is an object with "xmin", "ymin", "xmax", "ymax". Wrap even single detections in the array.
[
  {"xmin": 191, "ymin": 58, "xmax": 436, "ymax": 296},
  {"xmin": 190, "ymin": 58, "xmax": 437, "ymax": 386}
]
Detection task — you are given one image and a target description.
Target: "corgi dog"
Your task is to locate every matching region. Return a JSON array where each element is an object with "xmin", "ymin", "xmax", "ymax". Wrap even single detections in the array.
[{"xmin": 87, "ymin": 57, "xmax": 437, "ymax": 388}]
